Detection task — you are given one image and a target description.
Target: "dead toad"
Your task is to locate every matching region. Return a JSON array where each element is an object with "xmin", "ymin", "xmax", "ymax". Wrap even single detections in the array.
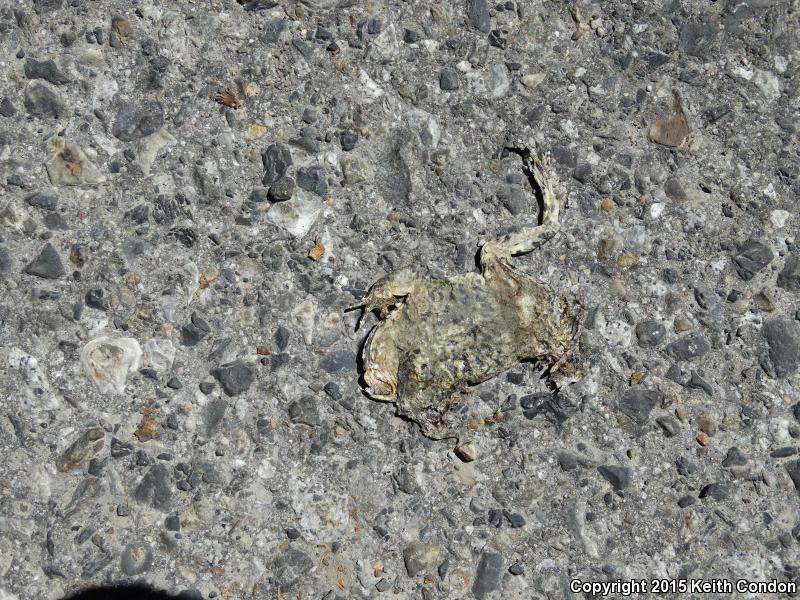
[{"xmin": 350, "ymin": 143, "xmax": 583, "ymax": 439}]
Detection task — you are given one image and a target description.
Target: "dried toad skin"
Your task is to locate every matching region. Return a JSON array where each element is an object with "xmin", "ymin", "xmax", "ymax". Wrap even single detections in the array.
[{"xmin": 353, "ymin": 144, "xmax": 582, "ymax": 438}]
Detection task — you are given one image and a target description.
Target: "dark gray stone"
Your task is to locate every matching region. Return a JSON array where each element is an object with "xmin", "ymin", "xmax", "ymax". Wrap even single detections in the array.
[
  {"xmin": 786, "ymin": 460, "xmax": 800, "ymax": 494},
  {"xmin": 656, "ymin": 415, "xmax": 680, "ymax": 437},
  {"xmin": 120, "ymin": 542, "xmax": 153, "ymax": 576},
  {"xmin": 733, "ymin": 240, "xmax": 773, "ymax": 280},
  {"xmin": 24, "ymin": 58, "xmax": 70, "ymax": 85},
  {"xmin": 687, "ymin": 370, "xmax": 713, "ymax": 396},
  {"xmin": 666, "ymin": 333, "xmax": 709, "ymax": 361},
  {"xmin": 762, "ymin": 318, "xmax": 800, "ymax": 378},
  {"xmin": 0, "ymin": 247, "xmax": 13, "ymax": 277},
  {"xmin": 778, "ymin": 255, "xmax": 800, "ymax": 292},
  {"xmin": 24, "ymin": 82, "xmax": 65, "ymax": 118},
  {"xmin": 0, "ymin": 97, "xmax": 17, "ymax": 117},
  {"xmin": 497, "ymin": 186, "xmax": 527, "ymax": 216},
  {"xmin": 466, "ymin": 0, "xmax": 491, "ymax": 33},
  {"xmin": 439, "ymin": 68, "xmax": 460, "ymax": 91},
  {"xmin": 24, "ymin": 243, "xmax": 65, "ymax": 279},
  {"xmin": 181, "ymin": 313, "xmax": 210, "ymax": 346},
  {"xmin": 204, "ymin": 399, "xmax": 227, "ymax": 436},
  {"xmin": 26, "ymin": 190, "xmax": 58, "ymax": 210},
  {"xmin": 275, "ymin": 325, "xmax": 290, "ymax": 351},
  {"xmin": 635, "ymin": 320, "xmax": 666, "ymax": 347},
  {"xmin": 133, "ymin": 464, "xmax": 173, "ymax": 512},
  {"xmin": 699, "ymin": 482, "xmax": 729, "ymax": 501},
  {"xmin": 268, "ymin": 176, "xmax": 295, "ymax": 202},
  {"xmin": 271, "ymin": 547, "xmax": 314, "ymax": 587},
  {"xmin": 262, "ymin": 143, "xmax": 293, "ymax": 185},
  {"xmin": 287, "ymin": 396, "xmax": 321, "ymax": 427},
  {"xmin": 722, "ymin": 447, "xmax": 748, "ymax": 467},
  {"xmin": 320, "ymin": 350, "xmax": 357, "ymax": 373},
  {"xmin": 472, "ymin": 551, "xmax": 504, "ymax": 599},
  {"xmin": 679, "ymin": 21, "xmax": 717, "ymax": 57},
  {"xmin": 340, "ymin": 130, "xmax": 358, "ymax": 151},
  {"xmin": 212, "ymin": 361, "xmax": 254, "ymax": 396},
  {"xmin": 619, "ymin": 388, "xmax": 661, "ymax": 424},
  {"xmin": 112, "ymin": 101, "xmax": 165, "ymax": 141},
  {"xmin": 33, "ymin": 0, "xmax": 63, "ymax": 13},
  {"xmin": 597, "ymin": 465, "xmax": 632, "ymax": 490},
  {"xmin": 296, "ymin": 166, "xmax": 328, "ymax": 197}
]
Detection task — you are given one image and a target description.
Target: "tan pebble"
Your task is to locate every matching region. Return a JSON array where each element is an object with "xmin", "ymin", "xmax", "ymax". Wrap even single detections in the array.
[
  {"xmin": 245, "ymin": 123, "xmax": 268, "ymax": 141},
  {"xmin": 597, "ymin": 238, "xmax": 615, "ymax": 260},
  {"xmin": 696, "ymin": 431, "xmax": 711, "ymax": 446},
  {"xmin": 698, "ymin": 414, "xmax": 716, "ymax": 437},
  {"xmin": 675, "ymin": 406, "xmax": 689, "ymax": 423},
  {"xmin": 454, "ymin": 442, "xmax": 478, "ymax": 462},
  {"xmin": 601, "ymin": 197, "xmax": 615, "ymax": 213},
  {"xmin": 610, "ymin": 278, "xmax": 627, "ymax": 297},
  {"xmin": 617, "ymin": 251, "xmax": 636, "ymax": 268},
  {"xmin": 673, "ymin": 318, "xmax": 693, "ymax": 333},
  {"xmin": 6, "ymin": 280, "xmax": 17, "ymax": 289}
]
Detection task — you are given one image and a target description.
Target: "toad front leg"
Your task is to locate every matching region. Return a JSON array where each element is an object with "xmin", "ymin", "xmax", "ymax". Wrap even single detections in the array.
[
  {"xmin": 348, "ymin": 267, "xmax": 420, "ymax": 328},
  {"xmin": 351, "ymin": 267, "xmax": 422, "ymax": 400}
]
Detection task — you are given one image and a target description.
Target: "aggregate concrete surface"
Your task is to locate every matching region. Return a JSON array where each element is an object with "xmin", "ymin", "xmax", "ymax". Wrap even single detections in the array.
[{"xmin": 0, "ymin": 0, "xmax": 799, "ymax": 598}]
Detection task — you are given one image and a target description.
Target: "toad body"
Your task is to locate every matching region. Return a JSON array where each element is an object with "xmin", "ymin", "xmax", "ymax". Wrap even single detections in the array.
[{"xmin": 351, "ymin": 144, "xmax": 583, "ymax": 439}]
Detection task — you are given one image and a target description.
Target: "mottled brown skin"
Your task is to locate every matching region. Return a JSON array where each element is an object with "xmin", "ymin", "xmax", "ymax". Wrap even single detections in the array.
[{"xmin": 352, "ymin": 144, "xmax": 582, "ymax": 439}]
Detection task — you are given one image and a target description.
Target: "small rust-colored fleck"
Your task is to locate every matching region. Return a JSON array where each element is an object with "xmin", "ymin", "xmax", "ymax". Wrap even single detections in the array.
[
  {"xmin": 600, "ymin": 197, "xmax": 615, "ymax": 213},
  {"xmin": 134, "ymin": 408, "xmax": 159, "ymax": 442},
  {"xmin": 257, "ymin": 345, "xmax": 270, "ymax": 356},
  {"xmin": 308, "ymin": 238, "xmax": 325, "ymax": 261},
  {"xmin": 220, "ymin": 206, "xmax": 232, "ymax": 216},
  {"xmin": 215, "ymin": 89, "xmax": 241, "ymax": 109},
  {"xmin": 630, "ymin": 371, "xmax": 644, "ymax": 385}
]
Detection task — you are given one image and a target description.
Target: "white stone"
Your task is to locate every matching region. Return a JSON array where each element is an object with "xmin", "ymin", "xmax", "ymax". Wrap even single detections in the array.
[
  {"xmin": 753, "ymin": 69, "xmax": 781, "ymax": 102},
  {"xmin": 266, "ymin": 191, "xmax": 324, "ymax": 238},
  {"xmin": 81, "ymin": 336, "xmax": 142, "ymax": 394},
  {"xmin": 143, "ymin": 337, "xmax": 176, "ymax": 373},
  {"xmin": 770, "ymin": 209, "xmax": 790, "ymax": 229}
]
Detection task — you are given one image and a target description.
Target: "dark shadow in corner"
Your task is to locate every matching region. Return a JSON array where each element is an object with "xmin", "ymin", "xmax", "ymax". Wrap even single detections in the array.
[{"xmin": 61, "ymin": 583, "xmax": 199, "ymax": 600}]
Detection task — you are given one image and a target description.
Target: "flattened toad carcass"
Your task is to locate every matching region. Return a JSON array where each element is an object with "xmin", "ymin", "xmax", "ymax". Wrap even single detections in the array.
[{"xmin": 351, "ymin": 143, "xmax": 583, "ymax": 439}]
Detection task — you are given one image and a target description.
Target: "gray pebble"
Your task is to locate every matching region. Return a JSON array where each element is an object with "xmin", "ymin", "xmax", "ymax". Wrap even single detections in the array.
[
  {"xmin": 268, "ymin": 176, "xmax": 295, "ymax": 202},
  {"xmin": 211, "ymin": 361, "xmax": 254, "ymax": 396},
  {"xmin": 618, "ymin": 388, "xmax": 661, "ymax": 424},
  {"xmin": 666, "ymin": 333, "xmax": 709, "ymax": 361},
  {"xmin": 26, "ymin": 190, "xmax": 58, "ymax": 210},
  {"xmin": 319, "ymin": 350, "xmax": 357, "ymax": 373},
  {"xmin": 24, "ymin": 58, "xmax": 70, "ymax": 85},
  {"xmin": 112, "ymin": 101, "xmax": 165, "ymax": 141},
  {"xmin": 24, "ymin": 243, "xmax": 65, "ymax": 279},
  {"xmin": 785, "ymin": 460, "xmax": 800, "ymax": 494},
  {"xmin": 0, "ymin": 97, "xmax": 16, "ymax": 117},
  {"xmin": 439, "ymin": 68, "xmax": 460, "ymax": 91},
  {"xmin": 733, "ymin": 240, "xmax": 773, "ymax": 281},
  {"xmin": 635, "ymin": 320, "xmax": 666, "ymax": 347},
  {"xmin": 295, "ymin": 166, "xmax": 328, "ymax": 197},
  {"xmin": 0, "ymin": 246, "xmax": 13, "ymax": 278},
  {"xmin": 597, "ymin": 465, "xmax": 632, "ymax": 490},
  {"xmin": 777, "ymin": 255, "xmax": 800, "ymax": 292},
  {"xmin": 762, "ymin": 317, "xmax": 800, "ymax": 378},
  {"xmin": 24, "ymin": 81, "xmax": 65, "ymax": 118},
  {"xmin": 133, "ymin": 464, "xmax": 173, "ymax": 512},
  {"xmin": 262, "ymin": 143, "xmax": 293, "ymax": 185},
  {"xmin": 287, "ymin": 396, "xmax": 321, "ymax": 427},
  {"xmin": 472, "ymin": 551, "xmax": 504, "ymax": 599},
  {"xmin": 466, "ymin": 0, "xmax": 491, "ymax": 33},
  {"xmin": 655, "ymin": 415, "xmax": 680, "ymax": 437}
]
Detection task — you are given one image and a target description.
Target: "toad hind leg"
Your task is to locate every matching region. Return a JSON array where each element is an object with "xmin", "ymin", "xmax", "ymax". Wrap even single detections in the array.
[{"xmin": 481, "ymin": 145, "xmax": 561, "ymax": 269}]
